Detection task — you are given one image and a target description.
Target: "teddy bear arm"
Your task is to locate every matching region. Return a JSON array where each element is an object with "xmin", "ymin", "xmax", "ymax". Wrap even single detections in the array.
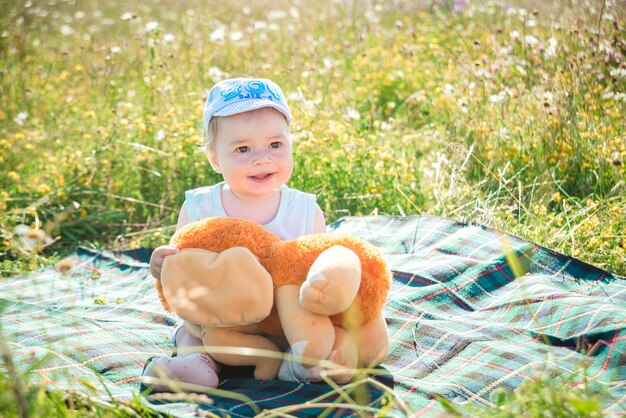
[{"xmin": 202, "ymin": 326, "xmax": 282, "ymax": 380}]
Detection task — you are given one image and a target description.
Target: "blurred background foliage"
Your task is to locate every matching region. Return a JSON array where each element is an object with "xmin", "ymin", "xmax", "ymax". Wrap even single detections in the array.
[{"xmin": 0, "ymin": 0, "xmax": 624, "ymax": 275}]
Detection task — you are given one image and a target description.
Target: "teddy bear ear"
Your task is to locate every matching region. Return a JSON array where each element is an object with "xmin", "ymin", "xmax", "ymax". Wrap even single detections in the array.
[{"xmin": 161, "ymin": 247, "xmax": 274, "ymax": 326}]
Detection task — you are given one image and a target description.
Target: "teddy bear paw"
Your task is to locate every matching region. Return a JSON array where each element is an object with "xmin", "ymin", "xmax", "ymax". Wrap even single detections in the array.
[{"xmin": 299, "ymin": 245, "xmax": 362, "ymax": 316}]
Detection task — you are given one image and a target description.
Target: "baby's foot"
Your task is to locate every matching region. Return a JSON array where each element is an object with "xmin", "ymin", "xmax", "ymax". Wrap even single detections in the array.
[
  {"xmin": 141, "ymin": 352, "xmax": 220, "ymax": 392},
  {"xmin": 300, "ymin": 245, "xmax": 362, "ymax": 316}
]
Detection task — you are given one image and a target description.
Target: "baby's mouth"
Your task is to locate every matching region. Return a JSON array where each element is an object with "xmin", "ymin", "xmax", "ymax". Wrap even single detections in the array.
[{"xmin": 250, "ymin": 173, "xmax": 274, "ymax": 181}]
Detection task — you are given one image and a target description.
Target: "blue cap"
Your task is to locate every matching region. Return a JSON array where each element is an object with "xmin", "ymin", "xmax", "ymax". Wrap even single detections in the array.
[{"xmin": 203, "ymin": 78, "xmax": 292, "ymax": 132}]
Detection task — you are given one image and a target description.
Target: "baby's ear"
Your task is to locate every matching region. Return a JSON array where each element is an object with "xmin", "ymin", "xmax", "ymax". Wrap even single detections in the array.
[{"xmin": 206, "ymin": 149, "xmax": 221, "ymax": 173}]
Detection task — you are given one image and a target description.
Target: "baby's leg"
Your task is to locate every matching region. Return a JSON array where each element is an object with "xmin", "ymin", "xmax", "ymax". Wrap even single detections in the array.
[{"xmin": 141, "ymin": 324, "xmax": 220, "ymax": 392}]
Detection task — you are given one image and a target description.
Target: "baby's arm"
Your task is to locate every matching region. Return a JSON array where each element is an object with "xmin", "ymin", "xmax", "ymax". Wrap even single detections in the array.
[
  {"xmin": 313, "ymin": 203, "xmax": 327, "ymax": 234},
  {"xmin": 149, "ymin": 202, "xmax": 190, "ymax": 280}
]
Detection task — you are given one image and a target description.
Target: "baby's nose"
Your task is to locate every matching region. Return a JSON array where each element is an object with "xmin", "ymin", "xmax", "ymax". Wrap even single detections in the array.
[{"xmin": 253, "ymin": 150, "xmax": 272, "ymax": 164}]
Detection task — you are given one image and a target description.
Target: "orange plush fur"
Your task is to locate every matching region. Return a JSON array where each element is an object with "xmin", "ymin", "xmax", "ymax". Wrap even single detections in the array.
[{"xmin": 162, "ymin": 217, "xmax": 389, "ymax": 333}]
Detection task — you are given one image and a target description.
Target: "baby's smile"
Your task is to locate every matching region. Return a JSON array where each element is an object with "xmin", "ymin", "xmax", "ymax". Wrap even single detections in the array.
[{"xmin": 249, "ymin": 172, "xmax": 275, "ymax": 182}]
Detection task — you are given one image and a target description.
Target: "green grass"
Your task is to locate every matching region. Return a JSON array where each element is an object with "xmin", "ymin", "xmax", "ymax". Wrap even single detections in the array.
[{"xmin": 0, "ymin": 0, "xmax": 625, "ymax": 416}]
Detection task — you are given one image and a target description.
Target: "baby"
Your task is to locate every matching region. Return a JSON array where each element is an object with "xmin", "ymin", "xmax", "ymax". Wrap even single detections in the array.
[{"xmin": 142, "ymin": 77, "xmax": 327, "ymax": 391}]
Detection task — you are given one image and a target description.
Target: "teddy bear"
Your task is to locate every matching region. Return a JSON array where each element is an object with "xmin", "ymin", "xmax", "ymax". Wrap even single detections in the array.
[{"xmin": 156, "ymin": 217, "xmax": 391, "ymax": 383}]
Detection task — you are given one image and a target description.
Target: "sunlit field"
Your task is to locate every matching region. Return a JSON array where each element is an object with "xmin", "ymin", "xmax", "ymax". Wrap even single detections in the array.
[{"xmin": 1, "ymin": 0, "xmax": 625, "ymax": 415}]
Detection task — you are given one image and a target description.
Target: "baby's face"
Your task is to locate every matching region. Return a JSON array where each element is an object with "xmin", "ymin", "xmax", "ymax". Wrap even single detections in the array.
[{"xmin": 207, "ymin": 108, "xmax": 293, "ymax": 199}]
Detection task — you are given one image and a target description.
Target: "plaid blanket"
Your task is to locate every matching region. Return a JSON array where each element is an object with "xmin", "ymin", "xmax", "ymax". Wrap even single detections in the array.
[{"xmin": 1, "ymin": 215, "xmax": 625, "ymax": 416}]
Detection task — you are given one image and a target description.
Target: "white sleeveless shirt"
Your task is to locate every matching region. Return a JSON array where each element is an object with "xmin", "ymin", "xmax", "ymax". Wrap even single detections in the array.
[{"xmin": 184, "ymin": 181, "xmax": 318, "ymax": 239}]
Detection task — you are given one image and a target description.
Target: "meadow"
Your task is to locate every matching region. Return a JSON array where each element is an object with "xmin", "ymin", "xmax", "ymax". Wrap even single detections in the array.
[{"xmin": 0, "ymin": 0, "xmax": 625, "ymax": 416}]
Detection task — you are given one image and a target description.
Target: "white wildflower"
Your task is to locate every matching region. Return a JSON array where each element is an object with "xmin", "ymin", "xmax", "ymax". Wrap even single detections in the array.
[
  {"xmin": 475, "ymin": 68, "xmax": 491, "ymax": 78},
  {"xmin": 323, "ymin": 57, "xmax": 335, "ymax": 69},
  {"xmin": 457, "ymin": 98, "xmax": 468, "ymax": 113},
  {"xmin": 544, "ymin": 37, "xmax": 558, "ymax": 58},
  {"xmin": 524, "ymin": 35, "xmax": 539, "ymax": 46},
  {"xmin": 509, "ymin": 30, "xmax": 520, "ymax": 40},
  {"xmin": 14, "ymin": 225, "xmax": 53, "ymax": 252},
  {"xmin": 609, "ymin": 68, "xmax": 626, "ymax": 79},
  {"xmin": 60, "ymin": 24, "xmax": 74, "ymax": 36},
  {"xmin": 288, "ymin": 91, "xmax": 303, "ymax": 101},
  {"xmin": 267, "ymin": 10, "xmax": 286, "ymax": 20},
  {"xmin": 14, "ymin": 111, "xmax": 28, "ymax": 126},
  {"xmin": 489, "ymin": 89, "xmax": 510, "ymax": 103},
  {"xmin": 380, "ymin": 120, "xmax": 393, "ymax": 130},
  {"xmin": 230, "ymin": 31, "xmax": 243, "ymax": 41},
  {"xmin": 346, "ymin": 107, "xmax": 361, "ymax": 120},
  {"xmin": 543, "ymin": 91, "xmax": 554, "ymax": 103},
  {"xmin": 209, "ymin": 27, "xmax": 225, "ymax": 43},
  {"xmin": 253, "ymin": 21, "xmax": 268, "ymax": 30},
  {"xmin": 163, "ymin": 33, "xmax": 175, "ymax": 43},
  {"xmin": 208, "ymin": 66, "xmax": 228, "ymax": 81},
  {"xmin": 145, "ymin": 21, "xmax": 159, "ymax": 32},
  {"xmin": 155, "ymin": 129, "xmax": 166, "ymax": 141}
]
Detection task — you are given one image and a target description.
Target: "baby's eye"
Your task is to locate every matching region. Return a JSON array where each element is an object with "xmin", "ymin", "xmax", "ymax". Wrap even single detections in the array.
[
  {"xmin": 235, "ymin": 146, "xmax": 250, "ymax": 153},
  {"xmin": 269, "ymin": 141, "xmax": 282, "ymax": 149}
]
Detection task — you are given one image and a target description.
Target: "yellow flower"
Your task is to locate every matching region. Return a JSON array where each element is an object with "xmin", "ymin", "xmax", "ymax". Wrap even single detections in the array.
[
  {"xmin": 37, "ymin": 184, "xmax": 52, "ymax": 194},
  {"xmin": 8, "ymin": 171, "xmax": 20, "ymax": 180},
  {"xmin": 587, "ymin": 237, "xmax": 600, "ymax": 250}
]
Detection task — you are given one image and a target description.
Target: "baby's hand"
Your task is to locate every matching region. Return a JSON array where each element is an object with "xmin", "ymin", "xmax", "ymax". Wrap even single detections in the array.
[{"xmin": 150, "ymin": 244, "xmax": 180, "ymax": 279}]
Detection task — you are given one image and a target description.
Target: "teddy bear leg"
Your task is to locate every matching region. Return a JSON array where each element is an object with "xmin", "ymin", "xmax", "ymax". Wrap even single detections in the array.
[
  {"xmin": 276, "ymin": 285, "xmax": 335, "ymax": 363},
  {"xmin": 300, "ymin": 245, "xmax": 362, "ymax": 316},
  {"xmin": 352, "ymin": 312, "xmax": 389, "ymax": 368},
  {"xmin": 306, "ymin": 326, "xmax": 358, "ymax": 384},
  {"xmin": 202, "ymin": 327, "xmax": 282, "ymax": 380}
]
